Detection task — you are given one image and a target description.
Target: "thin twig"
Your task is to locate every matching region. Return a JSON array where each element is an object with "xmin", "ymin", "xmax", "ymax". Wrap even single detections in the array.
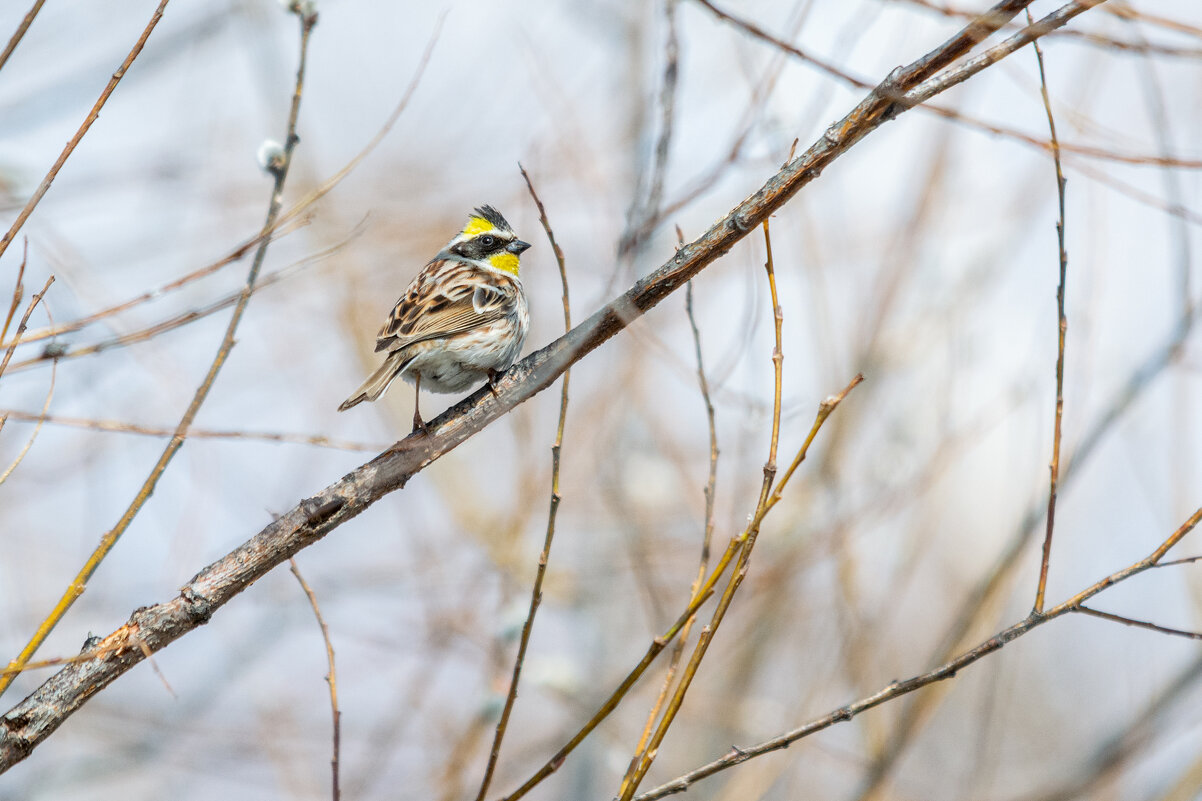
[
  {"xmin": 1074, "ymin": 605, "xmax": 1202, "ymax": 641},
  {"xmin": 1102, "ymin": 3, "xmax": 1202, "ymax": 40},
  {"xmin": 1030, "ymin": 9, "xmax": 1068, "ymax": 614},
  {"xmin": 687, "ymin": 275, "xmax": 719, "ymax": 575},
  {"xmin": 0, "ymin": 0, "xmax": 47, "ymax": 74},
  {"xmin": 0, "ymin": 0, "xmax": 171, "ymax": 263},
  {"xmin": 473, "ymin": 166, "xmax": 573, "ymax": 801},
  {"xmin": 623, "ymin": 375, "xmax": 863, "ymax": 801},
  {"xmin": 131, "ymin": 636, "xmax": 175, "ymax": 698},
  {"xmin": 0, "ymin": 240, "xmax": 26, "ymax": 347},
  {"xmin": 0, "ymin": 409, "xmax": 387, "ymax": 452},
  {"xmin": 0, "ymin": 306, "xmax": 56, "ymax": 486},
  {"xmin": 623, "ymin": 219, "xmax": 781, "ymax": 796},
  {"xmin": 619, "ymin": 5, "xmax": 807, "ymax": 263},
  {"xmin": 0, "ymin": 641, "xmax": 130, "ymax": 678},
  {"xmin": 0, "ymin": 7, "xmax": 317, "ymax": 700},
  {"xmin": 1151, "ymin": 554, "xmax": 1202, "ymax": 569},
  {"xmin": 0, "ymin": 275, "xmax": 52, "ymax": 384},
  {"xmin": 762, "ymin": 221, "xmax": 784, "ymax": 484},
  {"xmin": 290, "ymin": 559, "xmax": 340, "ymax": 801},
  {"xmin": 636, "ymin": 505, "xmax": 1202, "ymax": 800}
]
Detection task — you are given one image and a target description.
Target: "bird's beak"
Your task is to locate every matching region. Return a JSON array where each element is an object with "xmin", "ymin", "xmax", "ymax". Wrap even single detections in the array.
[{"xmin": 508, "ymin": 239, "xmax": 531, "ymax": 255}]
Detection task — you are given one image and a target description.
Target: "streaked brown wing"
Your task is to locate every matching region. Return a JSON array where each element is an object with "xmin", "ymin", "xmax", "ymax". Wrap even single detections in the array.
[{"xmin": 374, "ymin": 261, "xmax": 518, "ymax": 352}]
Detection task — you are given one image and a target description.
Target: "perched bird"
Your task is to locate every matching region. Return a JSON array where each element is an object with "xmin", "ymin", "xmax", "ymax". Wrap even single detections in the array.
[{"xmin": 338, "ymin": 206, "xmax": 531, "ymax": 433}]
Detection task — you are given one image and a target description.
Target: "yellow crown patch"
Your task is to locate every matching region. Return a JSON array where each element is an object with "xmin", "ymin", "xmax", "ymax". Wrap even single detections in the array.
[{"xmin": 463, "ymin": 216, "xmax": 496, "ymax": 237}]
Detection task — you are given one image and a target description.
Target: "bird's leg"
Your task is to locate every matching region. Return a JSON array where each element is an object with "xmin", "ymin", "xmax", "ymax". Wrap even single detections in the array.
[
  {"xmin": 411, "ymin": 374, "xmax": 428, "ymax": 435},
  {"xmin": 486, "ymin": 368, "xmax": 503, "ymax": 399}
]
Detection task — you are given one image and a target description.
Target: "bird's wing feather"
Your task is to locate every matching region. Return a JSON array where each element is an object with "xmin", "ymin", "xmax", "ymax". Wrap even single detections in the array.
[{"xmin": 374, "ymin": 260, "xmax": 518, "ymax": 352}]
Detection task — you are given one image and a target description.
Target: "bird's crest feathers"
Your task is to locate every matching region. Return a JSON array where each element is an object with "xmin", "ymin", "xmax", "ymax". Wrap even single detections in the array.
[{"xmin": 462, "ymin": 205, "xmax": 513, "ymax": 236}]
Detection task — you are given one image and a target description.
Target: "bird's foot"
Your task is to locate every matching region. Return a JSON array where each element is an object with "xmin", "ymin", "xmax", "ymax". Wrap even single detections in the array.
[
  {"xmin": 486, "ymin": 369, "xmax": 504, "ymax": 398},
  {"xmin": 411, "ymin": 411, "xmax": 429, "ymax": 437}
]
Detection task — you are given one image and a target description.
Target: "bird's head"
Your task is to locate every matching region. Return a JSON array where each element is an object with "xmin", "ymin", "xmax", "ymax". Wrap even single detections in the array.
[{"xmin": 446, "ymin": 205, "xmax": 531, "ymax": 276}]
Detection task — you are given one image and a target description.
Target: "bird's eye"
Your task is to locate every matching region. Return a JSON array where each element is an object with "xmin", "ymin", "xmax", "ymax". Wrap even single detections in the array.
[{"xmin": 479, "ymin": 235, "xmax": 497, "ymax": 248}]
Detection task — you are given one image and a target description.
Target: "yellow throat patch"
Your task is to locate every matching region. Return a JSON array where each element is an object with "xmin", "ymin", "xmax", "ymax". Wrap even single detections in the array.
[{"xmin": 488, "ymin": 252, "xmax": 521, "ymax": 275}]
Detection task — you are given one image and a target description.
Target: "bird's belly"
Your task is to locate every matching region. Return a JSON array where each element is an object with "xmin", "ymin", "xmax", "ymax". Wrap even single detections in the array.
[{"xmin": 403, "ymin": 319, "xmax": 526, "ymax": 394}]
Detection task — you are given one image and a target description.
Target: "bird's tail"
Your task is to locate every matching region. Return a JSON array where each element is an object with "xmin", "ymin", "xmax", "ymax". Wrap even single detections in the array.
[{"xmin": 337, "ymin": 351, "xmax": 412, "ymax": 411}]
